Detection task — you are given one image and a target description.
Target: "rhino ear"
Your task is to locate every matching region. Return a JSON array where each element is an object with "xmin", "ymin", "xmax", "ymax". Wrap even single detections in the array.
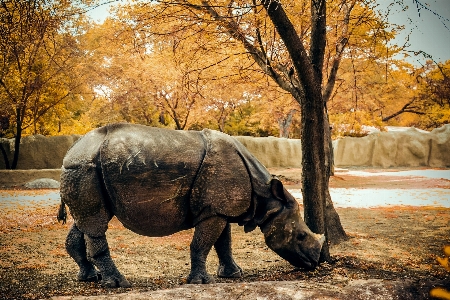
[
  {"xmin": 271, "ymin": 177, "xmax": 297, "ymax": 208},
  {"xmin": 270, "ymin": 177, "xmax": 285, "ymax": 201}
]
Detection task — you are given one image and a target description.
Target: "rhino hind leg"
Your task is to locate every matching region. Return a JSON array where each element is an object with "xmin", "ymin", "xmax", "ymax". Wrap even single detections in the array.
[
  {"xmin": 61, "ymin": 165, "xmax": 130, "ymax": 288},
  {"xmin": 65, "ymin": 224, "xmax": 99, "ymax": 282},
  {"xmin": 188, "ymin": 217, "xmax": 229, "ymax": 284},
  {"xmin": 84, "ymin": 234, "xmax": 131, "ymax": 288},
  {"xmin": 214, "ymin": 223, "xmax": 243, "ymax": 278}
]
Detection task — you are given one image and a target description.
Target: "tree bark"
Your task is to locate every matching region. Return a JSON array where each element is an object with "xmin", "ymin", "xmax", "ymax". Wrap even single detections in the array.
[
  {"xmin": 11, "ymin": 108, "xmax": 22, "ymax": 170},
  {"xmin": 0, "ymin": 143, "xmax": 10, "ymax": 169},
  {"xmin": 324, "ymin": 112, "xmax": 348, "ymax": 244}
]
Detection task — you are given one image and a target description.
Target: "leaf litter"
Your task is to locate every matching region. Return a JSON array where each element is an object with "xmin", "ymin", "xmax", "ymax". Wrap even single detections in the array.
[{"xmin": 0, "ymin": 171, "xmax": 449, "ymax": 299}]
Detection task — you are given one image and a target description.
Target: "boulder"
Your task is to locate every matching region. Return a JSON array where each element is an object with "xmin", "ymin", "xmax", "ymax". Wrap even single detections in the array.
[
  {"xmin": 370, "ymin": 128, "xmax": 431, "ymax": 168},
  {"xmin": 333, "ymin": 135, "xmax": 376, "ymax": 167},
  {"xmin": 429, "ymin": 124, "xmax": 450, "ymax": 167},
  {"xmin": 0, "ymin": 169, "xmax": 62, "ymax": 188},
  {"xmin": 24, "ymin": 178, "xmax": 60, "ymax": 189}
]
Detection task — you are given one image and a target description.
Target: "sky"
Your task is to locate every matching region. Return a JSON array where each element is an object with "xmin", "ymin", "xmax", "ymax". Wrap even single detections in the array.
[
  {"xmin": 376, "ymin": 0, "xmax": 450, "ymax": 65},
  {"xmin": 87, "ymin": 0, "xmax": 450, "ymax": 65}
]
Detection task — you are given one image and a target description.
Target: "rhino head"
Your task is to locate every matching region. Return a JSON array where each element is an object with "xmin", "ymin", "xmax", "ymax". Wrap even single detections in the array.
[{"xmin": 256, "ymin": 179, "xmax": 325, "ymax": 269}]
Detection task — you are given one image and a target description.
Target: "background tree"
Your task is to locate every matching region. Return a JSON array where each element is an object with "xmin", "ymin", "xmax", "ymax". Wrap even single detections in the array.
[
  {"xmin": 413, "ymin": 60, "xmax": 450, "ymax": 129},
  {"xmin": 327, "ymin": 57, "xmax": 450, "ymax": 136},
  {"xmin": 0, "ymin": 0, "xmax": 89, "ymax": 168}
]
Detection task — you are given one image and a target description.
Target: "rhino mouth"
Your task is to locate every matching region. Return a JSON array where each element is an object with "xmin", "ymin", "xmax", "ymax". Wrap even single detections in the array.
[
  {"xmin": 280, "ymin": 235, "xmax": 325, "ymax": 269},
  {"xmin": 274, "ymin": 247, "xmax": 319, "ymax": 269}
]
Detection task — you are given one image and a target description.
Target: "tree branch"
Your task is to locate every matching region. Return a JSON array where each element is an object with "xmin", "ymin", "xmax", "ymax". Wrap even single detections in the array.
[
  {"xmin": 310, "ymin": 0, "xmax": 327, "ymax": 83},
  {"xmin": 323, "ymin": 0, "xmax": 355, "ymax": 104},
  {"xmin": 192, "ymin": 1, "xmax": 302, "ymax": 99},
  {"xmin": 261, "ymin": 0, "xmax": 319, "ymax": 102},
  {"xmin": 382, "ymin": 98, "xmax": 425, "ymax": 122}
]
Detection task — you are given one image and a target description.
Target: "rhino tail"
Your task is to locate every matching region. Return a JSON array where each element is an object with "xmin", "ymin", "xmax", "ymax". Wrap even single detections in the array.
[{"xmin": 57, "ymin": 201, "xmax": 67, "ymax": 225}]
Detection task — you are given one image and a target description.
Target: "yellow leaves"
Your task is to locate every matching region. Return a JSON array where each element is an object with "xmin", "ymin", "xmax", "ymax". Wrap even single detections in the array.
[
  {"xmin": 431, "ymin": 288, "xmax": 450, "ymax": 300},
  {"xmin": 16, "ymin": 261, "xmax": 48, "ymax": 270},
  {"xmin": 444, "ymin": 245, "xmax": 450, "ymax": 257},
  {"xmin": 1, "ymin": 0, "xmax": 92, "ymax": 137},
  {"xmin": 436, "ymin": 245, "xmax": 450, "ymax": 272},
  {"xmin": 430, "ymin": 245, "xmax": 450, "ymax": 300},
  {"xmin": 437, "ymin": 256, "xmax": 450, "ymax": 271},
  {"xmin": 49, "ymin": 248, "xmax": 67, "ymax": 258},
  {"xmin": 0, "ymin": 190, "xmax": 63, "ymax": 232}
]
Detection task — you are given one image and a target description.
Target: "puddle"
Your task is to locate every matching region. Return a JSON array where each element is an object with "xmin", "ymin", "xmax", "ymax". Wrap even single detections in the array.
[
  {"xmin": 1, "ymin": 188, "xmax": 449, "ymax": 209},
  {"xmin": 343, "ymin": 169, "xmax": 450, "ymax": 180},
  {"xmin": 0, "ymin": 190, "xmax": 60, "ymax": 209},
  {"xmin": 290, "ymin": 188, "xmax": 450, "ymax": 208}
]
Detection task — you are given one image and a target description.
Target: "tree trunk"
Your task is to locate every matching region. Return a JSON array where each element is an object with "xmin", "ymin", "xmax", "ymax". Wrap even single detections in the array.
[
  {"xmin": 299, "ymin": 94, "xmax": 330, "ymax": 262},
  {"xmin": 263, "ymin": 0, "xmax": 331, "ymax": 261},
  {"xmin": 11, "ymin": 109, "xmax": 22, "ymax": 170},
  {"xmin": 278, "ymin": 109, "xmax": 296, "ymax": 138},
  {"xmin": 11, "ymin": 134, "xmax": 21, "ymax": 169},
  {"xmin": 0, "ymin": 143, "xmax": 10, "ymax": 169},
  {"xmin": 323, "ymin": 111, "xmax": 348, "ymax": 244}
]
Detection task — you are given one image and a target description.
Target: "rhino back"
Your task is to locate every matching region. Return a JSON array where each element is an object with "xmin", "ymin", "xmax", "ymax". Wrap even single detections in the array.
[
  {"xmin": 99, "ymin": 124, "xmax": 205, "ymax": 236},
  {"xmin": 62, "ymin": 126, "xmax": 108, "ymax": 169}
]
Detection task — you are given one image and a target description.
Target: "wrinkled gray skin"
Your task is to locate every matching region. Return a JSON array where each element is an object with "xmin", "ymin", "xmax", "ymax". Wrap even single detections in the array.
[{"xmin": 58, "ymin": 123, "xmax": 324, "ymax": 288}]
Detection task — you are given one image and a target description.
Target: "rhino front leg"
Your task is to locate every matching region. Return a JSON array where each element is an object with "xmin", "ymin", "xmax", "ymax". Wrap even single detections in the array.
[
  {"xmin": 214, "ymin": 223, "xmax": 243, "ymax": 278},
  {"xmin": 188, "ymin": 217, "xmax": 227, "ymax": 284},
  {"xmin": 84, "ymin": 234, "xmax": 131, "ymax": 288},
  {"xmin": 65, "ymin": 224, "xmax": 99, "ymax": 282}
]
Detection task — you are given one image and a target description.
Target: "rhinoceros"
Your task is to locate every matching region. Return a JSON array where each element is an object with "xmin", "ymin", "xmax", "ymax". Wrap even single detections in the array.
[{"xmin": 58, "ymin": 123, "xmax": 324, "ymax": 288}]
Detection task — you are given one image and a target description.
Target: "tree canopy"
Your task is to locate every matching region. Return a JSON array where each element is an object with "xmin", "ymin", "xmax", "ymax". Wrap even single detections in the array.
[{"xmin": 1, "ymin": 0, "xmax": 447, "ymax": 142}]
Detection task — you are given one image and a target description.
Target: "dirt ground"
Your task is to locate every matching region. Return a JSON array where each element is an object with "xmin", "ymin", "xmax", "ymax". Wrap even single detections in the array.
[{"xmin": 0, "ymin": 168, "xmax": 449, "ymax": 299}]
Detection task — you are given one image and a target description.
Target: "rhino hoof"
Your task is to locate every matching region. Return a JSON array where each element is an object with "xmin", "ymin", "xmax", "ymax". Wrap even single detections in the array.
[
  {"xmin": 217, "ymin": 265, "xmax": 243, "ymax": 278},
  {"xmin": 78, "ymin": 269, "xmax": 100, "ymax": 282},
  {"xmin": 188, "ymin": 274, "xmax": 215, "ymax": 284},
  {"xmin": 101, "ymin": 276, "xmax": 131, "ymax": 288}
]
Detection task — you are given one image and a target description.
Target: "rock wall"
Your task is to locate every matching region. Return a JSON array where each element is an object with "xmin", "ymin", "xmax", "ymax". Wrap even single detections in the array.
[
  {"xmin": 334, "ymin": 125, "xmax": 450, "ymax": 168},
  {"xmin": 235, "ymin": 136, "xmax": 302, "ymax": 168},
  {"xmin": 0, "ymin": 134, "xmax": 80, "ymax": 170},
  {"xmin": 1, "ymin": 125, "xmax": 449, "ymax": 170}
]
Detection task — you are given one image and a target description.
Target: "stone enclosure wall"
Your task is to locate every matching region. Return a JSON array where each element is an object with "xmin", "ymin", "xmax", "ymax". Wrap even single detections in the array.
[
  {"xmin": 333, "ymin": 125, "xmax": 450, "ymax": 168},
  {"xmin": 1, "ymin": 125, "xmax": 449, "ymax": 171},
  {"xmin": 0, "ymin": 134, "xmax": 80, "ymax": 170},
  {"xmin": 235, "ymin": 136, "xmax": 303, "ymax": 168}
]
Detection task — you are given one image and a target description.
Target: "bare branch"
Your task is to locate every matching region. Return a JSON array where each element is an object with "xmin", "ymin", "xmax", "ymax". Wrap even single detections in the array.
[
  {"xmin": 381, "ymin": 97, "xmax": 425, "ymax": 122},
  {"xmin": 323, "ymin": 0, "xmax": 356, "ymax": 103}
]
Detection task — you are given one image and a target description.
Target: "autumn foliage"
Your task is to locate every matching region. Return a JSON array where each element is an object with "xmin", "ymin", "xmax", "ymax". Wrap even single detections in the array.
[
  {"xmin": 430, "ymin": 245, "xmax": 450, "ymax": 299},
  {"xmin": 1, "ymin": 0, "xmax": 448, "ymax": 142}
]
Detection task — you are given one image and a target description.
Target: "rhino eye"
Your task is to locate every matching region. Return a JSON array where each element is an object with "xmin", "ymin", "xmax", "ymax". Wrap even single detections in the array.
[{"xmin": 297, "ymin": 232, "xmax": 307, "ymax": 241}]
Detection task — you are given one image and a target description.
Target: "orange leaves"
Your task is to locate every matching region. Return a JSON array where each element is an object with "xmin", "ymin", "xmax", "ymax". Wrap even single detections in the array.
[
  {"xmin": 431, "ymin": 288, "xmax": 450, "ymax": 300},
  {"xmin": 436, "ymin": 245, "xmax": 450, "ymax": 272},
  {"xmin": 430, "ymin": 245, "xmax": 450, "ymax": 299}
]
